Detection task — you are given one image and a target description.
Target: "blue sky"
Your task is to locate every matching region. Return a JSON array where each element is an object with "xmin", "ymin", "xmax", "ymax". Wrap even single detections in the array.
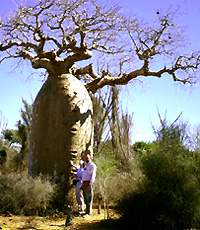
[
  {"xmin": 114, "ymin": 0, "xmax": 200, "ymax": 142},
  {"xmin": 0, "ymin": 0, "xmax": 200, "ymax": 143}
]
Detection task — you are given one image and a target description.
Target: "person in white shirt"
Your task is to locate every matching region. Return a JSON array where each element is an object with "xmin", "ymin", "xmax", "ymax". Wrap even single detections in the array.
[{"xmin": 82, "ymin": 154, "xmax": 96, "ymax": 216}]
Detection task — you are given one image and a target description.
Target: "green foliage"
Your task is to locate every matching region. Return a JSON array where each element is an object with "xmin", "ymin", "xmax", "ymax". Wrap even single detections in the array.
[
  {"xmin": 133, "ymin": 141, "xmax": 153, "ymax": 156},
  {"xmin": 117, "ymin": 120, "xmax": 200, "ymax": 230},
  {"xmin": 2, "ymin": 126, "xmax": 29, "ymax": 173},
  {"xmin": 0, "ymin": 150, "xmax": 7, "ymax": 166},
  {"xmin": 14, "ymin": 121, "xmax": 29, "ymax": 172},
  {"xmin": 0, "ymin": 173, "xmax": 57, "ymax": 215},
  {"xmin": 94, "ymin": 140, "xmax": 140, "ymax": 208},
  {"xmin": 3, "ymin": 129, "xmax": 21, "ymax": 146},
  {"xmin": 1, "ymin": 99, "xmax": 32, "ymax": 173},
  {"xmin": 94, "ymin": 141, "xmax": 118, "ymax": 202},
  {"xmin": 95, "ymin": 151, "xmax": 117, "ymax": 179},
  {"xmin": 20, "ymin": 98, "xmax": 32, "ymax": 132}
]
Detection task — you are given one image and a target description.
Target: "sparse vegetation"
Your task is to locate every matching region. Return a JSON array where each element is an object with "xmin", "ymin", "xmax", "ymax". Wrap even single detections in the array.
[
  {"xmin": 0, "ymin": 172, "xmax": 57, "ymax": 215},
  {"xmin": 94, "ymin": 141, "xmax": 140, "ymax": 216},
  {"xmin": 116, "ymin": 119, "xmax": 200, "ymax": 230},
  {"xmin": 0, "ymin": 0, "xmax": 200, "ymax": 229}
]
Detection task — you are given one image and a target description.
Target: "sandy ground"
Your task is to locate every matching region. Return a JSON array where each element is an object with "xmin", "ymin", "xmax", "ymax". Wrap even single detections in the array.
[{"xmin": 0, "ymin": 209, "xmax": 119, "ymax": 230}]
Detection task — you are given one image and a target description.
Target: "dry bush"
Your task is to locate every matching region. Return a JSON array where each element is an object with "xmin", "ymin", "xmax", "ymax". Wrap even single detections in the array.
[
  {"xmin": 94, "ymin": 154, "xmax": 141, "ymax": 214},
  {"xmin": 0, "ymin": 172, "xmax": 57, "ymax": 215}
]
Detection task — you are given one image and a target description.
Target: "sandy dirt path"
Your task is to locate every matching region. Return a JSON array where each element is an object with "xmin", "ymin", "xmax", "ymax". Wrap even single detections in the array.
[{"xmin": 0, "ymin": 209, "xmax": 119, "ymax": 230}]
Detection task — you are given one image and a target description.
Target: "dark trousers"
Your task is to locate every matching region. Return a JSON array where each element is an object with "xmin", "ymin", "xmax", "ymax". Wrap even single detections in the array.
[{"xmin": 82, "ymin": 184, "xmax": 94, "ymax": 215}]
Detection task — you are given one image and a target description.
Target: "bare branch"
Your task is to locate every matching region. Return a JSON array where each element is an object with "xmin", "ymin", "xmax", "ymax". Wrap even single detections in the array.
[
  {"xmin": 18, "ymin": 50, "xmax": 35, "ymax": 60},
  {"xmin": 85, "ymin": 50, "xmax": 200, "ymax": 93},
  {"xmin": 85, "ymin": 67, "xmax": 145, "ymax": 93},
  {"xmin": 75, "ymin": 63, "xmax": 101, "ymax": 79},
  {"xmin": 0, "ymin": 41, "xmax": 38, "ymax": 52},
  {"xmin": 0, "ymin": 0, "xmax": 199, "ymax": 88},
  {"xmin": 64, "ymin": 47, "xmax": 93, "ymax": 67}
]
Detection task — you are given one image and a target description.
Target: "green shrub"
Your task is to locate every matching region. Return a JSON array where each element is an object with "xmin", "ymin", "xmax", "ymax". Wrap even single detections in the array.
[
  {"xmin": 94, "ymin": 150, "xmax": 140, "ymax": 209},
  {"xmin": 116, "ymin": 121, "xmax": 200, "ymax": 230},
  {"xmin": 0, "ymin": 173, "xmax": 57, "ymax": 215},
  {"xmin": 117, "ymin": 153, "xmax": 200, "ymax": 230}
]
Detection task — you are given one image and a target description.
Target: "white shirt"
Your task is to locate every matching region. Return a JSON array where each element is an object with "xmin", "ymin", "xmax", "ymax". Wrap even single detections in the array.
[{"xmin": 82, "ymin": 161, "xmax": 96, "ymax": 185}]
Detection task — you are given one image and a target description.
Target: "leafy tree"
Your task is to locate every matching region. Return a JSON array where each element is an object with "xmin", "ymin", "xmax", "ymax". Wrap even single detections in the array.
[
  {"xmin": 3, "ymin": 129, "xmax": 20, "ymax": 147},
  {"xmin": 133, "ymin": 141, "xmax": 153, "ymax": 159},
  {"xmin": 1, "ymin": 99, "xmax": 32, "ymax": 173},
  {"xmin": 12, "ymin": 121, "xmax": 29, "ymax": 173},
  {"xmin": 133, "ymin": 141, "xmax": 152, "ymax": 152},
  {"xmin": 189, "ymin": 125, "xmax": 200, "ymax": 152},
  {"xmin": 0, "ymin": 0, "xmax": 199, "ymax": 201},
  {"xmin": 20, "ymin": 98, "xmax": 32, "ymax": 133},
  {"xmin": 153, "ymin": 112, "xmax": 189, "ymax": 148},
  {"xmin": 15, "ymin": 99, "xmax": 32, "ymax": 173}
]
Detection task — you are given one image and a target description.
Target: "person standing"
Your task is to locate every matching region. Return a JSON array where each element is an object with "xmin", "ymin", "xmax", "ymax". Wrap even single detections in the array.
[
  {"xmin": 70, "ymin": 159, "xmax": 84, "ymax": 214},
  {"xmin": 82, "ymin": 154, "xmax": 96, "ymax": 216}
]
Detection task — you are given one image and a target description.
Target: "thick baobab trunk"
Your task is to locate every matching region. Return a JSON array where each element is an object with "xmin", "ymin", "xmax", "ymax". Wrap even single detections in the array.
[{"xmin": 28, "ymin": 74, "xmax": 93, "ymax": 200}]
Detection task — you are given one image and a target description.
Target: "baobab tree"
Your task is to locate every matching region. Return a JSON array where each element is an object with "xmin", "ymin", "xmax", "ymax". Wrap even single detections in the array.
[{"xmin": 0, "ymin": 0, "xmax": 199, "ymax": 201}]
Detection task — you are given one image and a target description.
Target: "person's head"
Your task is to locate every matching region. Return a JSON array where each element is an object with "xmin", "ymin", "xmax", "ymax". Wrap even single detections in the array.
[{"xmin": 85, "ymin": 154, "xmax": 92, "ymax": 163}]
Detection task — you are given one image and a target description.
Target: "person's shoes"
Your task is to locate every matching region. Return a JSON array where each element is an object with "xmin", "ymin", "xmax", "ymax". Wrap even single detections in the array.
[
  {"xmin": 78, "ymin": 205, "xmax": 84, "ymax": 215},
  {"xmin": 82, "ymin": 213, "xmax": 92, "ymax": 218},
  {"xmin": 79, "ymin": 210, "xmax": 84, "ymax": 215}
]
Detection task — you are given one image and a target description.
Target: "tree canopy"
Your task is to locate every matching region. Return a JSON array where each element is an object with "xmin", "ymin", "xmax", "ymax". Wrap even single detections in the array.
[{"xmin": 0, "ymin": 0, "xmax": 200, "ymax": 93}]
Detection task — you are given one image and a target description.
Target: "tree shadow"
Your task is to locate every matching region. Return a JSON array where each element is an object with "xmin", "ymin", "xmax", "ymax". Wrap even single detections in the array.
[{"xmin": 68, "ymin": 218, "xmax": 122, "ymax": 230}]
